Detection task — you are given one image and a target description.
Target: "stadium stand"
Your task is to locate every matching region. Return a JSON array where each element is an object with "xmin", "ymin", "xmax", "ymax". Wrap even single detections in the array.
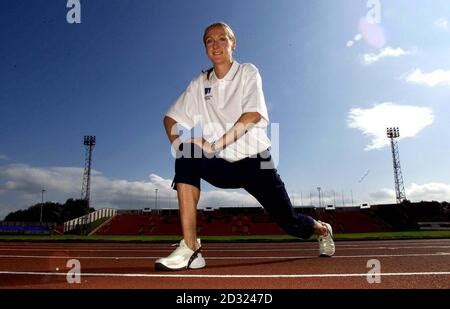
[
  {"xmin": 86, "ymin": 202, "xmax": 450, "ymax": 236},
  {"xmin": 0, "ymin": 222, "xmax": 53, "ymax": 235}
]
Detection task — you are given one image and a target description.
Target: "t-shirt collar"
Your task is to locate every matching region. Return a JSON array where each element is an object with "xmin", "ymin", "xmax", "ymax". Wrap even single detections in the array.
[{"xmin": 211, "ymin": 60, "xmax": 240, "ymax": 82}]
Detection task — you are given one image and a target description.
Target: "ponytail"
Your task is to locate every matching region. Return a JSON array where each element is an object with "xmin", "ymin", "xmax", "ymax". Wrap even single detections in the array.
[{"xmin": 202, "ymin": 67, "xmax": 214, "ymax": 80}]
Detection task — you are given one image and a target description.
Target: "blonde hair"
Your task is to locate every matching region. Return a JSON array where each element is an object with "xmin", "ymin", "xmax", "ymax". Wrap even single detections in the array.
[{"xmin": 202, "ymin": 22, "xmax": 236, "ymax": 47}]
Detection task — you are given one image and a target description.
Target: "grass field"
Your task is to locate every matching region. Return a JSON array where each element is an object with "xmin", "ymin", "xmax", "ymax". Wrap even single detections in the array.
[{"xmin": 0, "ymin": 230, "xmax": 449, "ymax": 242}]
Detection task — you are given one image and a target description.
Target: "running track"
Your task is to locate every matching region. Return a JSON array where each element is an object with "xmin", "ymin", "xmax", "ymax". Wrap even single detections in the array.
[{"xmin": 0, "ymin": 239, "xmax": 449, "ymax": 289}]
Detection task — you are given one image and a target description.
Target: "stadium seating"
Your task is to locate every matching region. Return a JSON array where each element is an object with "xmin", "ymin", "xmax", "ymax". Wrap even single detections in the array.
[{"xmin": 92, "ymin": 202, "xmax": 449, "ymax": 236}]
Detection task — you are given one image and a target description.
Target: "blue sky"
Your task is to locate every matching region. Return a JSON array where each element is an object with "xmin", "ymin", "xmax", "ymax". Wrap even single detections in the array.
[{"xmin": 1, "ymin": 0, "xmax": 449, "ymax": 219}]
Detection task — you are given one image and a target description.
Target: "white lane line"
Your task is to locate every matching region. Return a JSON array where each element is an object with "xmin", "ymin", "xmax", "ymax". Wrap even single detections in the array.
[
  {"xmin": 0, "ymin": 270, "xmax": 449, "ymax": 278},
  {"xmin": 0, "ymin": 246, "xmax": 449, "ymax": 252},
  {"xmin": 0, "ymin": 252, "xmax": 448, "ymax": 260}
]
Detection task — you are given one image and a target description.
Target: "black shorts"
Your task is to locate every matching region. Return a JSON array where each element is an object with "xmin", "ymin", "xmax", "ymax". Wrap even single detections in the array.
[
  {"xmin": 172, "ymin": 143, "xmax": 274, "ymax": 191},
  {"xmin": 171, "ymin": 143, "xmax": 315, "ymax": 239}
]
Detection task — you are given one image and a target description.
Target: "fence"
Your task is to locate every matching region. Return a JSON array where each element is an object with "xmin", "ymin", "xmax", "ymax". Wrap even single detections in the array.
[{"xmin": 63, "ymin": 208, "xmax": 117, "ymax": 232}]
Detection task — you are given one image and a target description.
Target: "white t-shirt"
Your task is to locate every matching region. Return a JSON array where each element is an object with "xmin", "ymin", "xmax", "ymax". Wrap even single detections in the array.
[{"xmin": 165, "ymin": 61, "xmax": 271, "ymax": 162}]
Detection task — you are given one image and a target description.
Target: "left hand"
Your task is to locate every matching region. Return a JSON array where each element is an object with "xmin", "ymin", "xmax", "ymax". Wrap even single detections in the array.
[{"xmin": 187, "ymin": 137, "xmax": 214, "ymax": 153}]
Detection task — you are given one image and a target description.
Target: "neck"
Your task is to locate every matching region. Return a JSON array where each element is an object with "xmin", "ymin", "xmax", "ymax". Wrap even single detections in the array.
[{"xmin": 214, "ymin": 60, "xmax": 233, "ymax": 79}]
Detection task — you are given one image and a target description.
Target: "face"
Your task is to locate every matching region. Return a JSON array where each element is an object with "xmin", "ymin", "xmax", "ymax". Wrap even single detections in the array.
[{"xmin": 204, "ymin": 26, "xmax": 235, "ymax": 66}]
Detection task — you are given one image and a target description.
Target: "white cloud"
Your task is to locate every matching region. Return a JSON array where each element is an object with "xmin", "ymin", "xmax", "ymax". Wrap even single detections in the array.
[
  {"xmin": 0, "ymin": 164, "xmax": 257, "ymax": 219},
  {"xmin": 369, "ymin": 182, "xmax": 450, "ymax": 204},
  {"xmin": 0, "ymin": 204, "xmax": 12, "ymax": 223},
  {"xmin": 434, "ymin": 18, "xmax": 449, "ymax": 31},
  {"xmin": 368, "ymin": 188, "xmax": 396, "ymax": 205},
  {"xmin": 200, "ymin": 190, "xmax": 259, "ymax": 208},
  {"xmin": 407, "ymin": 182, "xmax": 450, "ymax": 202},
  {"xmin": 0, "ymin": 165, "xmax": 83, "ymax": 193},
  {"xmin": 362, "ymin": 46, "xmax": 413, "ymax": 65},
  {"xmin": 403, "ymin": 68, "xmax": 450, "ymax": 87},
  {"xmin": 0, "ymin": 154, "xmax": 8, "ymax": 161},
  {"xmin": 347, "ymin": 102, "xmax": 434, "ymax": 150}
]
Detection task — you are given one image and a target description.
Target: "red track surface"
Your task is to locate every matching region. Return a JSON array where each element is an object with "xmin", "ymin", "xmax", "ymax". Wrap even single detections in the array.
[{"xmin": 0, "ymin": 239, "xmax": 449, "ymax": 289}]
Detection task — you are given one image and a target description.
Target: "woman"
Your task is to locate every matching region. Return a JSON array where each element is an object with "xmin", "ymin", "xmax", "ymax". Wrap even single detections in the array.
[{"xmin": 155, "ymin": 22, "xmax": 335, "ymax": 271}]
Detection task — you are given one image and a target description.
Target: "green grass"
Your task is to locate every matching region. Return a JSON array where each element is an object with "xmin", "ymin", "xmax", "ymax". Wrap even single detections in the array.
[{"xmin": 0, "ymin": 230, "xmax": 449, "ymax": 242}]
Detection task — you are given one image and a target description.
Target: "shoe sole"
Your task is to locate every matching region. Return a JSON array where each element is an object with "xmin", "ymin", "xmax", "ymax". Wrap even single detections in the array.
[
  {"xmin": 154, "ymin": 262, "xmax": 182, "ymax": 271},
  {"xmin": 154, "ymin": 262, "xmax": 188, "ymax": 271},
  {"xmin": 154, "ymin": 247, "xmax": 205, "ymax": 271},
  {"xmin": 154, "ymin": 261, "xmax": 206, "ymax": 271}
]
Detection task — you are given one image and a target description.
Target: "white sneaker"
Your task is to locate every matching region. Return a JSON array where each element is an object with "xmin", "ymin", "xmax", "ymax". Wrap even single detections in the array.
[
  {"xmin": 318, "ymin": 221, "xmax": 335, "ymax": 257},
  {"xmin": 155, "ymin": 239, "xmax": 206, "ymax": 271}
]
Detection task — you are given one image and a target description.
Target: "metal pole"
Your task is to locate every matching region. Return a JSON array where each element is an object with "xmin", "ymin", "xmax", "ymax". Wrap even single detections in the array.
[
  {"xmin": 317, "ymin": 187, "xmax": 322, "ymax": 207},
  {"xmin": 40, "ymin": 189, "xmax": 45, "ymax": 224},
  {"xmin": 155, "ymin": 189, "xmax": 158, "ymax": 211}
]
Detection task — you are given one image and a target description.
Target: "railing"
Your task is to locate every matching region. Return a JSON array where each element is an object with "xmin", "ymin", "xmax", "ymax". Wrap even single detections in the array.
[
  {"xmin": 418, "ymin": 222, "xmax": 450, "ymax": 230},
  {"xmin": 63, "ymin": 208, "xmax": 117, "ymax": 232}
]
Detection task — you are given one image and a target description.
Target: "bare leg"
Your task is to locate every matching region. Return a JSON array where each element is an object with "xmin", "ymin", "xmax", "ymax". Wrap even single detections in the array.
[{"xmin": 176, "ymin": 183, "xmax": 201, "ymax": 251}]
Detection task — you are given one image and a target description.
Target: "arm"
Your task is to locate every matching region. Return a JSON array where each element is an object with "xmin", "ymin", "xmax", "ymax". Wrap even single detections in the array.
[
  {"xmin": 163, "ymin": 116, "xmax": 181, "ymax": 150},
  {"xmin": 190, "ymin": 112, "xmax": 262, "ymax": 153},
  {"xmin": 212, "ymin": 112, "xmax": 261, "ymax": 152},
  {"xmin": 207, "ymin": 65, "xmax": 268, "ymax": 152}
]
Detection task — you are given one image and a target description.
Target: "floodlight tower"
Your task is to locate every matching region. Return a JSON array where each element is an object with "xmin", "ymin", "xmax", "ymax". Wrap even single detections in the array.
[
  {"xmin": 81, "ymin": 136, "xmax": 96, "ymax": 206},
  {"xmin": 386, "ymin": 128, "xmax": 406, "ymax": 204},
  {"xmin": 317, "ymin": 187, "xmax": 322, "ymax": 207},
  {"xmin": 154, "ymin": 188, "xmax": 159, "ymax": 212}
]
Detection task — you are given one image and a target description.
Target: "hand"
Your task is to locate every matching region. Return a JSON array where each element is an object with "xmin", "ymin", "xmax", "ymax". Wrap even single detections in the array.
[
  {"xmin": 187, "ymin": 137, "xmax": 215, "ymax": 153},
  {"xmin": 170, "ymin": 137, "xmax": 182, "ymax": 153}
]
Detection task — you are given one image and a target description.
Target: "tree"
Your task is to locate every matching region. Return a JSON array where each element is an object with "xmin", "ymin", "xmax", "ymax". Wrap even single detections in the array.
[{"xmin": 4, "ymin": 199, "xmax": 95, "ymax": 224}]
